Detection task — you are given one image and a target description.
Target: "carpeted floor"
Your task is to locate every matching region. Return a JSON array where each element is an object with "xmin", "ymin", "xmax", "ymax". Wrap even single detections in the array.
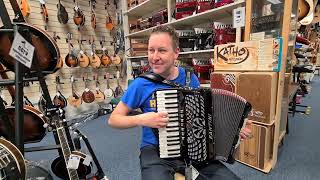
[{"xmin": 25, "ymin": 76, "xmax": 320, "ymax": 180}]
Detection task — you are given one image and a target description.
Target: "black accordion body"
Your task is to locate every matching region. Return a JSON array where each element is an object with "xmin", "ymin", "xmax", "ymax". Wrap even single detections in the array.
[{"xmin": 155, "ymin": 87, "xmax": 251, "ymax": 165}]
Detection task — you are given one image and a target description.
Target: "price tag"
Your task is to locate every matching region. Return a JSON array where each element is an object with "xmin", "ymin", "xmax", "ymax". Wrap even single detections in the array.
[
  {"xmin": 233, "ymin": 7, "xmax": 245, "ymax": 28},
  {"xmin": 67, "ymin": 154, "xmax": 80, "ymax": 170},
  {"xmin": 83, "ymin": 155, "xmax": 92, "ymax": 166},
  {"xmin": 9, "ymin": 32, "xmax": 35, "ymax": 68}
]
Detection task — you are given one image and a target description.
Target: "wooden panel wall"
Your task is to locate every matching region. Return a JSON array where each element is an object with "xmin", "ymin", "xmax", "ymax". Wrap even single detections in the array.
[{"xmin": 0, "ymin": 0, "xmax": 124, "ymax": 114}]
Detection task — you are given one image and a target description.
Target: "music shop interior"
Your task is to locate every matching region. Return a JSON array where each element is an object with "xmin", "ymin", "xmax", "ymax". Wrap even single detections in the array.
[{"xmin": 0, "ymin": 0, "xmax": 319, "ymax": 179}]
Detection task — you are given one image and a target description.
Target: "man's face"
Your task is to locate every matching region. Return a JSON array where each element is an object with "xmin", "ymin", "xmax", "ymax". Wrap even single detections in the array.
[{"xmin": 148, "ymin": 33, "xmax": 179, "ymax": 76}]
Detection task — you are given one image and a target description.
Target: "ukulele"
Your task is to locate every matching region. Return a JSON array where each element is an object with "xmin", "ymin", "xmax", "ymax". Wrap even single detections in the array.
[
  {"xmin": 105, "ymin": 1, "xmax": 114, "ymax": 30},
  {"xmin": 57, "ymin": 0, "xmax": 69, "ymax": 24},
  {"xmin": 20, "ymin": 0, "xmax": 31, "ymax": 18},
  {"xmin": 73, "ymin": 1, "xmax": 85, "ymax": 30},
  {"xmin": 94, "ymin": 75, "xmax": 105, "ymax": 103},
  {"xmin": 90, "ymin": 0, "xmax": 97, "ymax": 29},
  {"xmin": 65, "ymin": 33, "xmax": 79, "ymax": 67},
  {"xmin": 53, "ymin": 76, "xmax": 68, "ymax": 108},
  {"xmin": 114, "ymin": 71, "xmax": 124, "ymax": 98},
  {"xmin": 104, "ymin": 73, "xmax": 114, "ymax": 99},
  {"xmin": 89, "ymin": 38, "xmax": 101, "ymax": 68},
  {"xmin": 78, "ymin": 35, "xmax": 90, "ymax": 68},
  {"xmin": 81, "ymin": 74, "xmax": 95, "ymax": 103},
  {"xmin": 100, "ymin": 36, "xmax": 111, "ymax": 66},
  {"xmin": 68, "ymin": 76, "xmax": 82, "ymax": 107},
  {"xmin": 39, "ymin": 0, "xmax": 49, "ymax": 30}
]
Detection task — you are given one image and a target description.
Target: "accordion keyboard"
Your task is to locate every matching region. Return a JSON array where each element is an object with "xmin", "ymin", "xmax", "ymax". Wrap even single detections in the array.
[{"xmin": 156, "ymin": 89, "xmax": 182, "ymax": 158}]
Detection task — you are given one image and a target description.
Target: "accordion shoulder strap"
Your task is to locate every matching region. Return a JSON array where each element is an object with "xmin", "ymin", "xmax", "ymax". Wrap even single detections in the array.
[{"xmin": 138, "ymin": 68, "xmax": 192, "ymax": 88}]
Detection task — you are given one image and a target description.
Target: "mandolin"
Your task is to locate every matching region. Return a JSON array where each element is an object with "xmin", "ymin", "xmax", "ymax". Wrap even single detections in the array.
[
  {"xmin": 78, "ymin": 35, "xmax": 90, "ymax": 68},
  {"xmin": 39, "ymin": 0, "xmax": 49, "ymax": 30},
  {"xmin": 114, "ymin": 71, "xmax": 124, "ymax": 98},
  {"xmin": 68, "ymin": 76, "xmax": 82, "ymax": 107},
  {"xmin": 57, "ymin": 0, "xmax": 69, "ymax": 24},
  {"xmin": 20, "ymin": 0, "xmax": 31, "ymax": 18},
  {"xmin": 94, "ymin": 75, "xmax": 105, "ymax": 103},
  {"xmin": 105, "ymin": 1, "xmax": 114, "ymax": 30},
  {"xmin": 65, "ymin": 33, "xmax": 79, "ymax": 68},
  {"xmin": 53, "ymin": 76, "xmax": 68, "ymax": 108},
  {"xmin": 89, "ymin": 38, "xmax": 101, "ymax": 68},
  {"xmin": 81, "ymin": 74, "xmax": 95, "ymax": 103},
  {"xmin": 100, "ymin": 36, "xmax": 111, "ymax": 66},
  {"xmin": 73, "ymin": 1, "xmax": 85, "ymax": 30},
  {"xmin": 90, "ymin": 0, "xmax": 97, "ymax": 29},
  {"xmin": 298, "ymin": 0, "xmax": 311, "ymax": 21}
]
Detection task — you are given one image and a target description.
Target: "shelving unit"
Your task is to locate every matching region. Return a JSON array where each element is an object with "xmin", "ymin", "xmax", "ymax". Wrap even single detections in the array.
[{"xmin": 122, "ymin": 0, "xmax": 246, "ymax": 79}]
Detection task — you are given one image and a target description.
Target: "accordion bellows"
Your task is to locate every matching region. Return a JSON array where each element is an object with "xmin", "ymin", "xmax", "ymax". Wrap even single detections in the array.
[{"xmin": 155, "ymin": 87, "xmax": 251, "ymax": 165}]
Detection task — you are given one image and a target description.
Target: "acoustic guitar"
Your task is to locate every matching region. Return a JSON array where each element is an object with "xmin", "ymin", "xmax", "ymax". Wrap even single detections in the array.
[
  {"xmin": 67, "ymin": 76, "xmax": 82, "ymax": 107},
  {"xmin": 89, "ymin": 38, "xmax": 101, "ymax": 68},
  {"xmin": 0, "ymin": 138, "xmax": 26, "ymax": 179},
  {"xmin": 65, "ymin": 33, "xmax": 79, "ymax": 68},
  {"xmin": 19, "ymin": 0, "xmax": 31, "ymax": 18},
  {"xmin": 57, "ymin": 0, "xmax": 69, "ymax": 24},
  {"xmin": 82, "ymin": 74, "xmax": 95, "ymax": 103},
  {"xmin": 78, "ymin": 35, "xmax": 90, "ymax": 68},
  {"xmin": 73, "ymin": 1, "xmax": 85, "ymax": 30}
]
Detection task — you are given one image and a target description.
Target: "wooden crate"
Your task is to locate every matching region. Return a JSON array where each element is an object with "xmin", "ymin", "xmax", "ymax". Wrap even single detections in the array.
[
  {"xmin": 235, "ymin": 123, "xmax": 274, "ymax": 171},
  {"xmin": 210, "ymin": 71, "xmax": 242, "ymax": 93},
  {"xmin": 237, "ymin": 72, "xmax": 278, "ymax": 125}
]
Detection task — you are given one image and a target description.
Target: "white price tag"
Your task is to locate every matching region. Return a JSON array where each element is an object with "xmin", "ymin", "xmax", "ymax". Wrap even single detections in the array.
[
  {"xmin": 233, "ymin": 7, "xmax": 245, "ymax": 28},
  {"xmin": 83, "ymin": 155, "xmax": 92, "ymax": 166},
  {"xmin": 67, "ymin": 154, "xmax": 80, "ymax": 170},
  {"xmin": 9, "ymin": 32, "xmax": 35, "ymax": 68}
]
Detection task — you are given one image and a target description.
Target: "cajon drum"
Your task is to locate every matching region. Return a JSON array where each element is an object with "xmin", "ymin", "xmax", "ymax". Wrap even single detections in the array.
[
  {"xmin": 235, "ymin": 123, "xmax": 274, "ymax": 170},
  {"xmin": 210, "ymin": 71, "xmax": 242, "ymax": 93},
  {"xmin": 237, "ymin": 72, "xmax": 277, "ymax": 124}
]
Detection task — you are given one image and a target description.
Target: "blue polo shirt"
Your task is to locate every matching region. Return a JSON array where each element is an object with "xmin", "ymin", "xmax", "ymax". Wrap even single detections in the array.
[{"xmin": 121, "ymin": 67, "xmax": 200, "ymax": 148}]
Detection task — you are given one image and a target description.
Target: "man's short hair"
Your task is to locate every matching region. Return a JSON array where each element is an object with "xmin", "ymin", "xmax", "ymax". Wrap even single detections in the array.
[{"xmin": 150, "ymin": 26, "xmax": 179, "ymax": 49}]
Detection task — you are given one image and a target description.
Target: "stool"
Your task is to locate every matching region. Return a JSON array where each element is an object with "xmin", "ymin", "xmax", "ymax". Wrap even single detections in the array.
[{"xmin": 175, "ymin": 173, "xmax": 185, "ymax": 180}]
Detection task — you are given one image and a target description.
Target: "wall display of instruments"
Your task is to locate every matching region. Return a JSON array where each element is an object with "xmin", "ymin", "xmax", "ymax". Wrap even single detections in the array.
[{"xmin": 155, "ymin": 87, "xmax": 251, "ymax": 165}]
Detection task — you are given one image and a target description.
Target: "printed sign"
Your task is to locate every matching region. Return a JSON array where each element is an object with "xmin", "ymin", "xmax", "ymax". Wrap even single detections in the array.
[
  {"xmin": 9, "ymin": 32, "xmax": 34, "ymax": 68},
  {"xmin": 233, "ymin": 7, "xmax": 245, "ymax": 28}
]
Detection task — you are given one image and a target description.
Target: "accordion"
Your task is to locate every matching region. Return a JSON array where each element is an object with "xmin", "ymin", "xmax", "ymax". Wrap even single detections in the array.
[{"xmin": 155, "ymin": 87, "xmax": 251, "ymax": 164}]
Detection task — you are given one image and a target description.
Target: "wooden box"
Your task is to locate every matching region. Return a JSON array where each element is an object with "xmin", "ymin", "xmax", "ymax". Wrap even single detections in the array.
[
  {"xmin": 213, "ymin": 38, "xmax": 282, "ymax": 71},
  {"xmin": 210, "ymin": 71, "xmax": 241, "ymax": 93},
  {"xmin": 235, "ymin": 123, "xmax": 274, "ymax": 171},
  {"xmin": 237, "ymin": 72, "xmax": 277, "ymax": 124}
]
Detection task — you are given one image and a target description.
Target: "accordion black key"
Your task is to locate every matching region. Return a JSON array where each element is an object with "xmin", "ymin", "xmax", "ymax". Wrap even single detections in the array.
[{"xmin": 155, "ymin": 88, "xmax": 251, "ymax": 165}]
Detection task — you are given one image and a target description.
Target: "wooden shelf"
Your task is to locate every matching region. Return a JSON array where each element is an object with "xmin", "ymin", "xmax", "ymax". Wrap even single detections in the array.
[
  {"xmin": 124, "ymin": 0, "xmax": 167, "ymax": 20},
  {"xmin": 126, "ymin": 0, "xmax": 245, "ymax": 38},
  {"xmin": 126, "ymin": 49, "xmax": 215, "ymax": 59}
]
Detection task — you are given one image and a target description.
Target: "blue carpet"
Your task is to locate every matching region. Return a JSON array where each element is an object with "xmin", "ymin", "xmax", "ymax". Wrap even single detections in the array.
[{"xmin": 25, "ymin": 76, "xmax": 320, "ymax": 180}]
